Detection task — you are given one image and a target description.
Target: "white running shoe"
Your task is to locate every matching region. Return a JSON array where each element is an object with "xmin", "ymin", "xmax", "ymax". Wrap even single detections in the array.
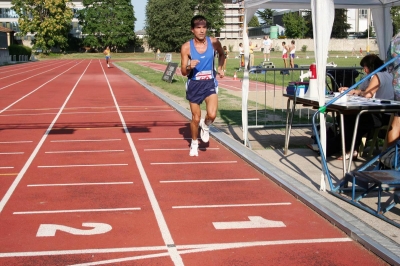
[
  {"xmin": 199, "ymin": 119, "xmax": 210, "ymax": 143},
  {"xmin": 189, "ymin": 140, "xmax": 198, "ymax": 156},
  {"xmin": 107, "ymin": 64, "xmax": 110, "ymax": 68}
]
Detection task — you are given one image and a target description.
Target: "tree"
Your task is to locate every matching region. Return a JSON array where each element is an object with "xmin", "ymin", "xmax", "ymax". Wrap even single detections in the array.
[
  {"xmin": 78, "ymin": 0, "xmax": 136, "ymax": 51},
  {"xmin": 391, "ymin": 6, "xmax": 400, "ymax": 36},
  {"xmin": 248, "ymin": 16, "xmax": 260, "ymax": 27},
  {"xmin": 145, "ymin": 0, "xmax": 194, "ymax": 52},
  {"xmin": 303, "ymin": 10, "xmax": 313, "ymax": 38},
  {"xmin": 282, "ymin": 12, "xmax": 307, "ymax": 38},
  {"xmin": 145, "ymin": 0, "xmax": 225, "ymax": 52},
  {"xmin": 194, "ymin": 0, "xmax": 225, "ymax": 36},
  {"xmin": 331, "ymin": 9, "xmax": 350, "ymax": 38},
  {"xmin": 256, "ymin": 9, "xmax": 274, "ymax": 26},
  {"xmin": 11, "ymin": 0, "xmax": 74, "ymax": 52}
]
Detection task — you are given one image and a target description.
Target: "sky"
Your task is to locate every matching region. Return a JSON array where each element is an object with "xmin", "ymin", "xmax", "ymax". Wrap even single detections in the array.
[{"xmin": 132, "ymin": 1, "xmax": 147, "ymax": 31}]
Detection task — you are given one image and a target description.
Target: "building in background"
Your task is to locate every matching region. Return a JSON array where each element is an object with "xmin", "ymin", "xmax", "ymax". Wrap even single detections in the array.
[{"xmin": 0, "ymin": 0, "xmax": 84, "ymax": 46}]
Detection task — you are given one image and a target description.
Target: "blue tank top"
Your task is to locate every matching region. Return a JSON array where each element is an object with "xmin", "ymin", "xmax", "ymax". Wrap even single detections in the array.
[{"xmin": 188, "ymin": 36, "xmax": 216, "ymax": 81}]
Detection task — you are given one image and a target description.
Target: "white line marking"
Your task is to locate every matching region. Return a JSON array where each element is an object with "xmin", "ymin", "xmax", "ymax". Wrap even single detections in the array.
[
  {"xmin": 38, "ymin": 164, "xmax": 128, "ymax": 168},
  {"xmin": 50, "ymin": 139, "xmax": 121, "ymax": 143},
  {"xmin": 0, "ymin": 61, "xmax": 69, "ymax": 80},
  {"xmin": 27, "ymin": 182, "xmax": 133, "ymax": 187},
  {"xmin": 145, "ymin": 148, "xmax": 220, "ymax": 151},
  {"xmin": 213, "ymin": 216, "xmax": 286, "ymax": 229},
  {"xmin": 102, "ymin": 61, "xmax": 183, "ymax": 265},
  {"xmin": 160, "ymin": 178, "xmax": 260, "ymax": 183},
  {"xmin": 0, "ymin": 167, "xmax": 14, "ymax": 169},
  {"xmin": 13, "ymin": 207, "xmax": 141, "ymax": 215},
  {"xmin": 0, "ymin": 110, "xmax": 175, "ymax": 117},
  {"xmin": 173, "ymin": 202, "xmax": 291, "ymax": 209},
  {"xmin": 0, "ymin": 141, "xmax": 33, "ymax": 144},
  {"xmin": 0, "ymin": 152, "xmax": 24, "ymax": 155},
  {"xmin": 151, "ymin": 161, "xmax": 237, "ymax": 165},
  {"xmin": 0, "ymin": 61, "xmax": 90, "ymax": 214},
  {"xmin": 71, "ymin": 237, "xmax": 353, "ymax": 265},
  {"xmin": 45, "ymin": 150, "xmax": 124, "ymax": 154},
  {"xmin": 139, "ymin": 138, "xmax": 193, "ymax": 140},
  {"xmin": 0, "ymin": 61, "xmax": 79, "ymax": 112},
  {"xmin": 0, "ymin": 238, "xmax": 353, "ymax": 258}
]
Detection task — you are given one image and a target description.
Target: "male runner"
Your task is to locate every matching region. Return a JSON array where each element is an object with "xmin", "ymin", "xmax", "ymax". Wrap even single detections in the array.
[
  {"xmin": 103, "ymin": 46, "xmax": 111, "ymax": 68},
  {"xmin": 180, "ymin": 15, "xmax": 225, "ymax": 156}
]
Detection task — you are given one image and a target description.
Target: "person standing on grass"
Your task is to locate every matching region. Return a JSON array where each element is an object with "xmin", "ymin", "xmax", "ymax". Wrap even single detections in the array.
[
  {"xmin": 263, "ymin": 35, "xmax": 273, "ymax": 62},
  {"xmin": 282, "ymin": 41, "xmax": 289, "ymax": 68},
  {"xmin": 103, "ymin": 46, "xmax": 111, "ymax": 68},
  {"xmin": 180, "ymin": 15, "xmax": 225, "ymax": 157},
  {"xmin": 289, "ymin": 40, "xmax": 296, "ymax": 68}
]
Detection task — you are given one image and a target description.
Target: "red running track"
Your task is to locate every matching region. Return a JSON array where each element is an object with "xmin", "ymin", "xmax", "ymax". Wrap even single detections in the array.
[{"xmin": 0, "ymin": 60, "xmax": 387, "ymax": 265}]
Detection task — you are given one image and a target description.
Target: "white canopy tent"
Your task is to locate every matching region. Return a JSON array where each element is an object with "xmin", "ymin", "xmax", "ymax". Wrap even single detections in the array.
[{"xmin": 242, "ymin": 0, "xmax": 400, "ymax": 190}]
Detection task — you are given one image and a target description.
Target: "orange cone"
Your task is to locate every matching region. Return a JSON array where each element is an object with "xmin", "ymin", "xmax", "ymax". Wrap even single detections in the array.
[{"xmin": 233, "ymin": 71, "xmax": 237, "ymax": 80}]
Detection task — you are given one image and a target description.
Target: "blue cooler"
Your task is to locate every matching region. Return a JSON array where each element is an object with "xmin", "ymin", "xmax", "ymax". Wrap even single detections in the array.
[{"xmin": 286, "ymin": 82, "xmax": 309, "ymax": 96}]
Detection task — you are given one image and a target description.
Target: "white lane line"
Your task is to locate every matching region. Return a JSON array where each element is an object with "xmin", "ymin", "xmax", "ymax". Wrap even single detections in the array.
[
  {"xmin": 0, "ymin": 141, "xmax": 33, "ymax": 144},
  {"xmin": 0, "ymin": 109, "xmax": 174, "ymax": 116},
  {"xmin": 0, "ymin": 152, "xmax": 24, "ymax": 155},
  {"xmin": 0, "ymin": 237, "xmax": 353, "ymax": 259},
  {"xmin": 151, "ymin": 161, "xmax": 237, "ymax": 165},
  {"xmin": 145, "ymin": 148, "xmax": 220, "ymax": 151},
  {"xmin": 0, "ymin": 61, "xmax": 66, "ymax": 80},
  {"xmin": 69, "ymin": 237, "xmax": 353, "ymax": 265},
  {"xmin": 0, "ymin": 167, "xmax": 14, "ymax": 169},
  {"xmin": 45, "ymin": 150, "xmax": 124, "ymax": 154},
  {"xmin": 0, "ymin": 60, "xmax": 77, "ymax": 95},
  {"xmin": 173, "ymin": 203, "xmax": 291, "ymax": 209},
  {"xmin": 0, "ymin": 61, "xmax": 82, "ymax": 114},
  {"xmin": 38, "ymin": 163, "xmax": 128, "ymax": 168},
  {"xmin": 13, "ymin": 207, "xmax": 141, "ymax": 215},
  {"xmin": 27, "ymin": 182, "xmax": 133, "ymax": 187},
  {"xmin": 101, "ymin": 61, "xmax": 183, "ymax": 265},
  {"xmin": 140, "ymin": 137, "xmax": 192, "ymax": 140},
  {"xmin": 50, "ymin": 139, "xmax": 121, "ymax": 143},
  {"xmin": 0, "ymin": 61, "xmax": 90, "ymax": 214},
  {"xmin": 160, "ymin": 178, "xmax": 260, "ymax": 183}
]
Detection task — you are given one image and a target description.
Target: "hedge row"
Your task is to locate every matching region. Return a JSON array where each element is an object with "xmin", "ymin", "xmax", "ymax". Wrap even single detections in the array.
[{"xmin": 8, "ymin": 44, "xmax": 32, "ymax": 58}]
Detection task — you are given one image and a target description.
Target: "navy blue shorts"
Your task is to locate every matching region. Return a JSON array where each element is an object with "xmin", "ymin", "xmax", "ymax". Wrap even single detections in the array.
[{"xmin": 186, "ymin": 79, "xmax": 218, "ymax": 104}]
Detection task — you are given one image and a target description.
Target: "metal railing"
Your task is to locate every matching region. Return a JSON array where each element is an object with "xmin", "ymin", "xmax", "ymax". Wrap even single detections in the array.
[{"xmin": 244, "ymin": 65, "xmax": 363, "ymax": 128}]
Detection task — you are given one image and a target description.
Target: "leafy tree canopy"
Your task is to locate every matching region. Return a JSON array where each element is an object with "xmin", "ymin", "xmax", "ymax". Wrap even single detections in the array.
[
  {"xmin": 248, "ymin": 16, "xmax": 260, "ymax": 28},
  {"xmin": 331, "ymin": 9, "xmax": 351, "ymax": 38},
  {"xmin": 282, "ymin": 12, "xmax": 307, "ymax": 38},
  {"xmin": 391, "ymin": 6, "xmax": 400, "ymax": 36},
  {"xmin": 11, "ymin": 0, "xmax": 74, "ymax": 52},
  {"xmin": 194, "ymin": 0, "xmax": 225, "ymax": 36},
  {"xmin": 78, "ymin": 0, "xmax": 136, "ymax": 51},
  {"xmin": 145, "ymin": 0, "xmax": 225, "ymax": 53},
  {"xmin": 256, "ymin": 9, "xmax": 274, "ymax": 26}
]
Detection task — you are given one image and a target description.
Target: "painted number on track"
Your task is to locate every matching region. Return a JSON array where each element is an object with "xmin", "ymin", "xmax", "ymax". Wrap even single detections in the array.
[
  {"xmin": 36, "ymin": 222, "xmax": 112, "ymax": 237},
  {"xmin": 213, "ymin": 216, "xmax": 286, "ymax": 230}
]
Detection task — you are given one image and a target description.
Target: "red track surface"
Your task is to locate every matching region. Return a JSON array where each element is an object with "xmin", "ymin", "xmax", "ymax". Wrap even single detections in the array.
[{"xmin": 0, "ymin": 60, "xmax": 387, "ymax": 265}]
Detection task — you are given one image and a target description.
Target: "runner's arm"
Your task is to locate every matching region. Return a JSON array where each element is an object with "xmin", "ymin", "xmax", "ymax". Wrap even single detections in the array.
[{"xmin": 212, "ymin": 38, "xmax": 225, "ymax": 78}]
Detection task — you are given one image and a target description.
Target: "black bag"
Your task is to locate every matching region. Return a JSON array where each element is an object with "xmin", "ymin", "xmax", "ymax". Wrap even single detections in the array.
[{"xmin": 311, "ymin": 123, "xmax": 341, "ymax": 156}]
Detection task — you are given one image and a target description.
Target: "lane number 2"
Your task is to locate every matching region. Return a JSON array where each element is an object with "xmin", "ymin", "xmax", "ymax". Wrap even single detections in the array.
[{"xmin": 36, "ymin": 223, "xmax": 112, "ymax": 237}]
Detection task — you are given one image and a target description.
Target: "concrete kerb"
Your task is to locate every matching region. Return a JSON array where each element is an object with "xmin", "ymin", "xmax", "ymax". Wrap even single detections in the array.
[{"xmin": 115, "ymin": 64, "xmax": 400, "ymax": 265}]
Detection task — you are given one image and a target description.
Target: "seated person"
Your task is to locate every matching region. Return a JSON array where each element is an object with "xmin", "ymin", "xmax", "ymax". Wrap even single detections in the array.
[{"xmin": 337, "ymin": 54, "xmax": 394, "ymax": 160}]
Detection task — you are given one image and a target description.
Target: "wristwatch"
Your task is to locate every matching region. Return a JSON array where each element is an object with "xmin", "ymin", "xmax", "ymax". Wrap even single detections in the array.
[{"xmin": 186, "ymin": 65, "xmax": 191, "ymax": 71}]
